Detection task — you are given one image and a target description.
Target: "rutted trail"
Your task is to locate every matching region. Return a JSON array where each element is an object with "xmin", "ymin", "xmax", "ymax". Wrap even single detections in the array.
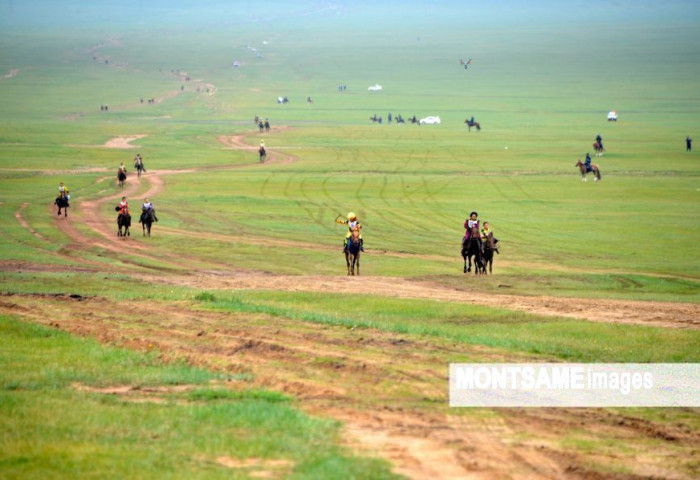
[{"xmin": 138, "ymin": 271, "xmax": 700, "ymax": 330}]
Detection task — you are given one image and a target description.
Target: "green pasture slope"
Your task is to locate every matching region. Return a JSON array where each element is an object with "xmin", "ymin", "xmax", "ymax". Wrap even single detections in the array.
[
  {"xmin": 0, "ymin": 316, "xmax": 395, "ymax": 479},
  {"xmin": 0, "ymin": 1, "xmax": 699, "ymax": 477}
]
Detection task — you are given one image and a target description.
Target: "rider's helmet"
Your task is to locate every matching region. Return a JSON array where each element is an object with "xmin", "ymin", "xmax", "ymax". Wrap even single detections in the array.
[{"xmin": 347, "ymin": 212, "xmax": 356, "ymax": 221}]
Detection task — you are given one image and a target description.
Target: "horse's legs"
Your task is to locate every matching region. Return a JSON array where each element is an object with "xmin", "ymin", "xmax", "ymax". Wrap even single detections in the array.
[
  {"xmin": 355, "ymin": 253, "xmax": 360, "ymax": 276},
  {"xmin": 346, "ymin": 252, "xmax": 351, "ymax": 276}
]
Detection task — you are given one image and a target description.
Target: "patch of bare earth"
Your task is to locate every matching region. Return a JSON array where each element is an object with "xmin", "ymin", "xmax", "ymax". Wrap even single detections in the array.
[
  {"xmin": 1, "ymin": 293, "xmax": 697, "ymax": 479},
  {"xmin": 104, "ymin": 135, "xmax": 147, "ymax": 149},
  {"xmin": 3, "ymin": 68, "xmax": 19, "ymax": 79}
]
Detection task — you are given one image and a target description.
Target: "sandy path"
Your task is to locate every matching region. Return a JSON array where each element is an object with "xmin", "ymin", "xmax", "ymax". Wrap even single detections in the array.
[
  {"xmin": 135, "ymin": 271, "xmax": 699, "ymax": 329},
  {"xmin": 104, "ymin": 135, "xmax": 147, "ymax": 149}
]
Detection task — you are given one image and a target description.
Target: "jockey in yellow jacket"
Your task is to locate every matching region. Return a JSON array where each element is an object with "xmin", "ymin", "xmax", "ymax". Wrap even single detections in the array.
[
  {"xmin": 480, "ymin": 221, "xmax": 500, "ymax": 254},
  {"xmin": 336, "ymin": 212, "xmax": 364, "ymax": 252}
]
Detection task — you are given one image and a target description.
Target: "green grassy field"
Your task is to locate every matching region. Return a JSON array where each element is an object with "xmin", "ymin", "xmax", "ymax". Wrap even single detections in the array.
[{"xmin": 1, "ymin": 1, "xmax": 699, "ymax": 478}]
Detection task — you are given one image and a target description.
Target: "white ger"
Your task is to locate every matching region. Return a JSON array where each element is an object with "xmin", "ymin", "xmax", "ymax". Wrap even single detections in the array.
[{"xmin": 368, "ymin": 84, "xmax": 383, "ymax": 91}]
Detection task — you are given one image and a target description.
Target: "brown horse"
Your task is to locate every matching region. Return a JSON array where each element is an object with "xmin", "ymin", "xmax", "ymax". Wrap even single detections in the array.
[
  {"xmin": 593, "ymin": 141, "xmax": 605, "ymax": 157},
  {"xmin": 259, "ymin": 145, "xmax": 266, "ymax": 162},
  {"xmin": 462, "ymin": 225, "xmax": 484, "ymax": 274},
  {"xmin": 345, "ymin": 228, "xmax": 361, "ymax": 276},
  {"xmin": 117, "ymin": 168, "xmax": 127, "ymax": 188},
  {"xmin": 480, "ymin": 233, "xmax": 496, "ymax": 274},
  {"xmin": 465, "ymin": 118, "xmax": 481, "ymax": 131},
  {"xmin": 575, "ymin": 159, "xmax": 602, "ymax": 182}
]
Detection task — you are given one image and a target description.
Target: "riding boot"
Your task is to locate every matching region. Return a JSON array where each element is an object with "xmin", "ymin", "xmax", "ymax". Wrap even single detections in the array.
[{"xmin": 342, "ymin": 241, "xmax": 347, "ymax": 253}]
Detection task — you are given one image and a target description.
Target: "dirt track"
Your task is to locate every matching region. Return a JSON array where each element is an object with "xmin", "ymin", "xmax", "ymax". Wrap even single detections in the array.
[{"xmin": 3, "ymin": 129, "xmax": 699, "ymax": 479}]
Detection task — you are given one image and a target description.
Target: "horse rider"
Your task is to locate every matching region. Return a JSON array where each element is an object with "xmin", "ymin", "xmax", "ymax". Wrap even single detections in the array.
[
  {"xmin": 337, "ymin": 212, "xmax": 364, "ymax": 252},
  {"xmin": 596, "ymin": 134, "xmax": 603, "ymax": 150},
  {"xmin": 140, "ymin": 197, "xmax": 158, "ymax": 223},
  {"xmin": 116, "ymin": 196, "xmax": 130, "ymax": 218},
  {"xmin": 58, "ymin": 182, "xmax": 70, "ymax": 202},
  {"xmin": 687, "ymin": 136, "xmax": 692, "ymax": 152},
  {"xmin": 134, "ymin": 153, "xmax": 145, "ymax": 172},
  {"xmin": 480, "ymin": 221, "xmax": 500, "ymax": 254},
  {"xmin": 463, "ymin": 211, "xmax": 482, "ymax": 252},
  {"xmin": 584, "ymin": 153, "xmax": 592, "ymax": 172}
]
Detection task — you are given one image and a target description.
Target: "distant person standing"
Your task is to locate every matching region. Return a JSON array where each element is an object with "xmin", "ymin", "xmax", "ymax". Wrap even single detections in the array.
[{"xmin": 687, "ymin": 136, "xmax": 692, "ymax": 152}]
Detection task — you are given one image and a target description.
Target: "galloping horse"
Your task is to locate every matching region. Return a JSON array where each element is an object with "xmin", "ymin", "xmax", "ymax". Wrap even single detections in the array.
[
  {"xmin": 139, "ymin": 208, "xmax": 158, "ymax": 237},
  {"xmin": 480, "ymin": 233, "xmax": 496, "ymax": 274},
  {"xmin": 117, "ymin": 168, "xmax": 127, "ymax": 188},
  {"xmin": 593, "ymin": 141, "xmax": 605, "ymax": 157},
  {"xmin": 117, "ymin": 211, "xmax": 131, "ymax": 237},
  {"xmin": 575, "ymin": 159, "xmax": 602, "ymax": 182},
  {"xmin": 54, "ymin": 195, "xmax": 69, "ymax": 217},
  {"xmin": 259, "ymin": 145, "xmax": 266, "ymax": 162},
  {"xmin": 134, "ymin": 156, "xmax": 146, "ymax": 177},
  {"xmin": 345, "ymin": 227, "xmax": 361, "ymax": 276},
  {"xmin": 461, "ymin": 225, "xmax": 484, "ymax": 274},
  {"xmin": 465, "ymin": 118, "xmax": 481, "ymax": 131}
]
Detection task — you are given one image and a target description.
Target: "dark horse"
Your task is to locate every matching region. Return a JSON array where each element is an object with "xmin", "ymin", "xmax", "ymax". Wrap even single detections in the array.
[
  {"xmin": 54, "ymin": 195, "xmax": 69, "ymax": 217},
  {"xmin": 345, "ymin": 228, "xmax": 361, "ymax": 276},
  {"xmin": 575, "ymin": 159, "xmax": 602, "ymax": 182},
  {"xmin": 117, "ymin": 168, "xmax": 127, "ymax": 188},
  {"xmin": 259, "ymin": 145, "xmax": 266, "ymax": 162},
  {"xmin": 461, "ymin": 226, "xmax": 484, "ymax": 274},
  {"xmin": 116, "ymin": 209, "xmax": 131, "ymax": 237},
  {"xmin": 465, "ymin": 118, "xmax": 481, "ymax": 131},
  {"xmin": 480, "ymin": 233, "xmax": 496, "ymax": 274},
  {"xmin": 134, "ymin": 157, "xmax": 146, "ymax": 177},
  {"xmin": 139, "ymin": 208, "xmax": 158, "ymax": 237}
]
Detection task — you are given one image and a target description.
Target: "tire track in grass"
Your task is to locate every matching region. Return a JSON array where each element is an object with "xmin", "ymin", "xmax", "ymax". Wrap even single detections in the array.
[{"xmin": 298, "ymin": 176, "xmax": 334, "ymax": 233}]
